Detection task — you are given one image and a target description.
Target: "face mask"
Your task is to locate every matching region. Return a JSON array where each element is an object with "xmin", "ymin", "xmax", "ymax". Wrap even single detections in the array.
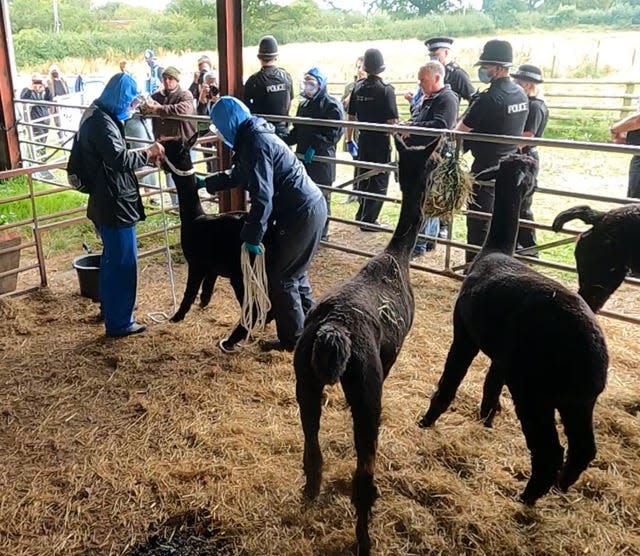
[
  {"xmin": 301, "ymin": 80, "xmax": 319, "ymax": 98},
  {"xmin": 125, "ymin": 94, "xmax": 146, "ymax": 120},
  {"xmin": 478, "ymin": 67, "xmax": 493, "ymax": 84}
]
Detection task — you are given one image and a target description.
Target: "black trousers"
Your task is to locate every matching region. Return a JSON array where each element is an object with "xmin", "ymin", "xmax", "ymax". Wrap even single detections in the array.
[
  {"xmin": 628, "ymin": 155, "xmax": 640, "ymax": 199},
  {"xmin": 465, "ymin": 182, "xmax": 495, "ymax": 264},
  {"xmin": 354, "ymin": 142, "xmax": 391, "ymax": 224},
  {"xmin": 516, "ymin": 148, "xmax": 539, "ymax": 254},
  {"xmin": 265, "ymin": 196, "xmax": 327, "ymax": 347}
]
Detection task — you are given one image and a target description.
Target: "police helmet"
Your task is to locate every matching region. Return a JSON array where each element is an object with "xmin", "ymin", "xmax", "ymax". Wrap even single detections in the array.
[
  {"xmin": 474, "ymin": 39, "xmax": 513, "ymax": 67},
  {"xmin": 258, "ymin": 35, "xmax": 279, "ymax": 59},
  {"xmin": 363, "ymin": 48, "xmax": 385, "ymax": 75},
  {"xmin": 512, "ymin": 64, "xmax": 543, "ymax": 84}
]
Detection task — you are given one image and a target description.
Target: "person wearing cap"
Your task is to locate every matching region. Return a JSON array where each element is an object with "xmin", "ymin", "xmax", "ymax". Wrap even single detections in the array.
[
  {"xmin": 141, "ymin": 66, "xmax": 197, "ymax": 205},
  {"xmin": 513, "ymin": 64, "xmax": 549, "ymax": 257},
  {"xmin": 406, "ymin": 37, "xmax": 475, "ymax": 113},
  {"xmin": 403, "ymin": 60, "xmax": 459, "ymax": 258},
  {"xmin": 243, "ymin": 35, "xmax": 294, "ymax": 139},
  {"xmin": 455, "ymin": 39, "xmax": 529, "ymax": 264},
  {"xmin": 198, "ymin": 96, "xmax": 327, "ymax": 353},
  {"xmin": 143, "ymin": 49, "xmax": 164, "ymax": 94},
  {"xmin": 75, "ymin": 72, "xmax": 165, "ymax": 338},
  {"xmin": 189, "ymin": 54, "xmax": 212, "ymax": 100},
  {"xmin": 346, "ymin": 48, "xmax": 399, "ymax": 231},
  {"xmin": 20, "ymin": 74, "xmax": 53, "ymax": 171},
  {"xmin": 285, "ymin": 67, "xmax": 344, "ymax": 241}
]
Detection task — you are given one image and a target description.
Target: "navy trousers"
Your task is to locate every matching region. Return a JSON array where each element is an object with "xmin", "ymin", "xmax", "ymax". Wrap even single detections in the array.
[
  {"xmin": 265, "ymin": 197, "xmax": 327, "ymax": 347},
  {"xmin": 97, "ymin": 224, "xmax": 138, "ymax": 336}
]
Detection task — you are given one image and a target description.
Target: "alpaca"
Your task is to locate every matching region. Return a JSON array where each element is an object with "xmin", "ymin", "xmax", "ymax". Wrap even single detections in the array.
[
  {"xmin": 551, "ymin": 204, "xmax": 640, "ymax": 312},
  {"xmin": 419, "ymin": 155, "xmax": 609, "ymax": 506},
  {"xmin": 162, "ymin": 134, "xmax": 271, "ymax": 352},
  {"xmin": 293, "ymin": 137, "xmax": 435, "ymax": 555}
]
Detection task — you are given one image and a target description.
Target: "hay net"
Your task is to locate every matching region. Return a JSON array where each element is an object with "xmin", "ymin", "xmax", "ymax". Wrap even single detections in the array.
[{"xmin": 422, "ymin": 134, "xmax": 473, "ymax": 219}]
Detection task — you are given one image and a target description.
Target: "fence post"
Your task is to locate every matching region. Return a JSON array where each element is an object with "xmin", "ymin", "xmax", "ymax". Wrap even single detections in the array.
[{"xmin": 622, "ymin": 82, "xmax": 637, "ymax": 119}]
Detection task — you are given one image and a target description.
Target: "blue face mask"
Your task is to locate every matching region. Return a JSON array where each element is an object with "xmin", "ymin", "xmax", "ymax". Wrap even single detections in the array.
[{"xmin": 478, "ymin": 67, "xmax": 493, "ymax": 84}]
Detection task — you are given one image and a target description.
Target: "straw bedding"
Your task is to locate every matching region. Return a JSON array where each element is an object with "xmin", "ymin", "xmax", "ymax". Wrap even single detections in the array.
[{"xmin": 1, "ymin": 245, "xmax": 639, "ymax": 556}]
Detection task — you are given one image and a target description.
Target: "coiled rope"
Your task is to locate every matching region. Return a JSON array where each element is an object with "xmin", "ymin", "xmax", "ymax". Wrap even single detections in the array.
[{"xmin": 238, "ymin": 244, "xmax": 272, "ymax": 345}]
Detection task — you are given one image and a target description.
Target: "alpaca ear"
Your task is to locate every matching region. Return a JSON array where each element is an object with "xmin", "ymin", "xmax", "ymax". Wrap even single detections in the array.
[{"xmin": 187, "ymin": 132, "xmax": 199, "ymax": 149}]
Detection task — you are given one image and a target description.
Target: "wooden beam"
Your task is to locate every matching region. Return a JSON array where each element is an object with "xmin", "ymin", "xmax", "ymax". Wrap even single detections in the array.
[{"xmin": 0, "ymin": 0, "xmax": 21, "ymax": 170}]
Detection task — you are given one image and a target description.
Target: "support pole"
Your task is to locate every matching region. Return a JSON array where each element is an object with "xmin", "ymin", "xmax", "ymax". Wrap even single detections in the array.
[
  {"xmin": 0, "ymin": 0, "xmax": 21, "ymax": 170},
  {"xmin": 216, "ymin": 0, "xmax": 245, "ymax": 212}
]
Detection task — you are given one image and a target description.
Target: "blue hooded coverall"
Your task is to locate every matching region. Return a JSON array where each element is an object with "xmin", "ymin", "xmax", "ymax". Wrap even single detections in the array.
[
  {"xmin": 78, "ymin": 73, "xmax": 148, "ymax": 336},
  {"xmin": 206, "ymin": 97, "xmax": 327, "ymax": 349}
]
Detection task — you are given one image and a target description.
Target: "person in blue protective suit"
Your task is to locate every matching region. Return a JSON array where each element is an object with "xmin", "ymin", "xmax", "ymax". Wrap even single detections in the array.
[
  {"xmin": 76, "ymin": 72, "xmax": 165, "ymax": 337},
  {"xmin": 285, "ymin": 66, "xmax": 344, "ymax": 241},
  {"xmin": 198, "ymin": 96, "xmax": 327, "ymax": 352}
]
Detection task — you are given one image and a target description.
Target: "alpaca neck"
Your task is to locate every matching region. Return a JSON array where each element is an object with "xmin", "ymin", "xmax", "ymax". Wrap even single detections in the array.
[
  {"xmin": 174, "ymin": 174, "xmax": 205, "ymax": 220},
  {"xmin": 481, "ymin": 177, "xmax": 523, "ymax": 256},
  {"xmin": 386, "ymin": 183, "xmax": 426, "ymax": 263}
]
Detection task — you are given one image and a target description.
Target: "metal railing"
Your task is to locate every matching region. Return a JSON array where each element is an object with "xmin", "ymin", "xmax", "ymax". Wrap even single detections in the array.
[{"xmin": 2, "ymin": 97, "xmax": 638, "ymax": 324}]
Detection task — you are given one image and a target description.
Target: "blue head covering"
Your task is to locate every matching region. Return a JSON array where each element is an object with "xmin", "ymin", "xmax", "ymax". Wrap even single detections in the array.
[
  {"xmin": 305, "ymin": 66, "xmax": 327, "ymax": 92},
  {"xmin": 97, "ymin": 73, "xmax": 139, "ymax": 122},
  {"xmin": 210, "ymin": 96, "xmax": 251, "ymax": 148}
]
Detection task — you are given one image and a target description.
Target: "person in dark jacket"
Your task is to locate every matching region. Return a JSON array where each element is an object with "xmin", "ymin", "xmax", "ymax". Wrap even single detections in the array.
[
  {"xmin": 77, "ymin": 72, "xmax": 164, "ymax": 337},
  {"xmin": 20, "ymin": 74, "xmax": 53, "ymax": 164},
  {"xmin": 513, "ymin": 64, "xmax": 549, "ymax": 257},
  {"xmin": 404, "ymin": 61, "xmax": 459, "ymax": 258},
  {"xmin": 198, "ymin": 96, "xmax": 326, "ymax": 352},
  {"xmin": 243, "ymin": 35, "xmax": 294, "ymax": 139},
  {"xmin": 285, "ymin": 66, "xmax": 344, "ymax": 241},
  {"xmin": 346, "ymin": 48, "xmax": 399, "ymax": 230}
]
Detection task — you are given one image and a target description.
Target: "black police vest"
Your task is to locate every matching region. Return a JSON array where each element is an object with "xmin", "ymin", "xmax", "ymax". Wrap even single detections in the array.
[
  {"xmin": 527, "ymin": 97, "xmax": 549, "ymax": 138},
  {"xmin": 244, "ymin": 66, "xmax": 293, "ymax": 117}
]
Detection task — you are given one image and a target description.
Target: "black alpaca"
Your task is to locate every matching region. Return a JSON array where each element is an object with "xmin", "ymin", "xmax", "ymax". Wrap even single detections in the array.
[
  {"xmin": 419, "ymin": 155, "xmax": 609, "ymax": 506},
  {"xmin": 552, "ymin": 204, "xmax": 640, "ymax": 312},
  {"xmin": 162, "ymin": 134, "xmax": 271, "ymax": 352},
  {"xmin": 294, "ymin": 137, "xmax": 434, "ymax": 555}
]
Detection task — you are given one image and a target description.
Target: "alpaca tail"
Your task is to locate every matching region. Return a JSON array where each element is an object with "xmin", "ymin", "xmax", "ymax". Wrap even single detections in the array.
[
  {"xmin": 552, "ymin": 205, "xmax": 606, "ymax": 232},
  {"xmin": 310, "ymin": 323, "xmax": 352, "ymax": 385}
]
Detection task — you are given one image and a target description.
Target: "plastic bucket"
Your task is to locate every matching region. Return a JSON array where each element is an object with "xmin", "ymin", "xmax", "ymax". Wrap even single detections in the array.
[{"xmin": 73, "ymin": 253, "xmax": 101, "ymax": 302}]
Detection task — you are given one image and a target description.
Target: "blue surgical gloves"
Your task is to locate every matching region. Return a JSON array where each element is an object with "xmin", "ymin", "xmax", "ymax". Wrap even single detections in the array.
[
  {"xmin": 304, "ymin": 146, "xmax": 316, "ymax": 164},
  {"xmin": 243, "ymin": 242, "xmax": 263, "ymax": 255},
  {"xmin": 195, "ymin": 176, "xmax": 206, "ymax": 189},
  {"xmin": 346, "ymin": 140, "xmax": 358, "ymax": 159}
]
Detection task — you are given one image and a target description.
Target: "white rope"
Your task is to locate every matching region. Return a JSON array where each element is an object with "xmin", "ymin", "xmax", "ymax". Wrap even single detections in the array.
[
  {"xmin": 238, "ymin": 244, "xmax": 272, "ymax": 346},
  {"xmin": 163, "ymin": 157, "xmax": 197, "ymax": 177}
]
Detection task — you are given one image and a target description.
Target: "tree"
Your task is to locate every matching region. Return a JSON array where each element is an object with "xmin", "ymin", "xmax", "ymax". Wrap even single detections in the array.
[{"xmin": 366, "ymin": 0, "xmax": 451, "ymax": 17}]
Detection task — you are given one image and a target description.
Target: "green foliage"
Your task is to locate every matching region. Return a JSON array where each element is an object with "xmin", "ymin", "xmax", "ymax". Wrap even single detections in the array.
[{"xmin": 367, "ymin": 0, "xmax": 451, "ymax": 18}]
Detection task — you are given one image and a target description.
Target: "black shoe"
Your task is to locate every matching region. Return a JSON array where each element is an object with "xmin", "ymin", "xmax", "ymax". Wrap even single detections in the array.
[
  {"xmin": 106, "ymin": 322, "xmax": 147, "ymax": 338},
  {"xmin": 259, "ymin": 338, "xmax": 294, "ymax": 352}
]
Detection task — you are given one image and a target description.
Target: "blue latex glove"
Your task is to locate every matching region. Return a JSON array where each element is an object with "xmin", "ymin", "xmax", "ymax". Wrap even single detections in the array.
[
  {"xmin": 346, "ymin": 140, "xmax": 358, "ymax": 159},
  {"xmin": 243, "ymin": 242, "xmax": 263, "ymax": 255},
  {"xmin": 304, "ymin": 146, "xmax": 316, "ymax": 164},
  {"xmin": 195, "ymin": 176, "xmax": 206, "ymax": 189}
]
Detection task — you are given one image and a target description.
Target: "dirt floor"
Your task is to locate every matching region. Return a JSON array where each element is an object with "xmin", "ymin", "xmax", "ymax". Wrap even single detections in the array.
[{"xmin": 1, "ymin": 234, "xmax": 640, "ymax": 555}]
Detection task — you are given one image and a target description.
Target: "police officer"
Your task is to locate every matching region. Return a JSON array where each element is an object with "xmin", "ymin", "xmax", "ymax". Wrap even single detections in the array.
[
  {"xmin": 286, "ymin": 67, "xmax": 344, "ymax": 241},
  {"xmin": 346, "ymin": 48, "xmax": 399, "ymax": 230},
  {"xmin": 513, "ymin": 64, "xmax": 549, "ymax": 257},
  {"xmin": 455, "ymin": 39, "xmax": 529, "ymax": 264},
  {"xmin": 243, "ymin": 35, "xmax": 294, "ymax": 139}
]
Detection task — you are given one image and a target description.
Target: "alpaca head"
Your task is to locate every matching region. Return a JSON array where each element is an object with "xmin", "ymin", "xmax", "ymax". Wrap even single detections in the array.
[
  {"xmin": 393, "ymin": 134, "xmax": 437, "ymax": 196},
  {"xmin": 161, "ymin": 132, "xmax": 198, "ymax": 175},
  {"xmin": 478, "ymin": 154, "xmax": 538, "ymax": 198}
]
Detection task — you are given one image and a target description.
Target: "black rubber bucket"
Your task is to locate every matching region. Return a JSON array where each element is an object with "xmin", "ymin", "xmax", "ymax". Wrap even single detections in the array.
[{"xmin": 73, "ymin": 253, "xmax": 101, "ymax": 302}]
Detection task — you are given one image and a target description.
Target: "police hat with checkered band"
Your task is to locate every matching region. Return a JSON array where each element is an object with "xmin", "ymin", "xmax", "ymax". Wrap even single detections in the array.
[
  {"xmin": 512, "ymin": 64, "xmax": 544, "ymax": 84},
  {"xmin": 424, "ymin": 37, "xmax": 453, "ymax": 51},
  {"xmin": 474, "ymin": 39, "xmax": 513, "ymax": 67}
]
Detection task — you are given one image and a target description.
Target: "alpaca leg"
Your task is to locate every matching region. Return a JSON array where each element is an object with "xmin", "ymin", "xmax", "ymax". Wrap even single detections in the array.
[
  {"xmin": 199, "ymin": 273, "xmax": 217, "ymax": 308},
  {"xmin": 419, "ymin": 321, "xmax": 479, "ymax": 427},
  {"xmin": 480, "ymin": 362, "xmax": 505, "ymax": 428},
  {"xmin": 556, "ymin": 399, "xmax": 597, "ymax": 493},
  {"xmin": 295, "ymin": 373, "xmax": 324, "ymax": 500},
  {"xmin": 218, "ymin": 277, "xmax": 248, "ymax": 352},
  {"xmin": 344, "ymin": 372, "xmax": 382, "ymax": 556},
  {"xmin": 171, "ymin": 267, "xmax": 206, "ymax": 322},
  {"xmin": 513, "ymin": 398, "xmax": 564, "ymax": 506}
]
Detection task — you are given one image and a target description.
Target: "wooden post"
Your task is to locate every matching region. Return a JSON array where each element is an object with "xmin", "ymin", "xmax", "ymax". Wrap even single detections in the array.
[
  {"xmin": 0, "ymin": 0, "xmax": 21, "ymax": 170},
  {"xmin": 622, "ymin": 82, "xmax": 636, "ymax": 120}
]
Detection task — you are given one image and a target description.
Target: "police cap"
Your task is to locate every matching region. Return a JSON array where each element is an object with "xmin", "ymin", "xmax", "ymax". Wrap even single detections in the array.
[
  {"xmin": 512, "ymin": 64, "xmax": 543, "ymax": 84},
  {"xmin": 474, "ymin": 39, "xmax": 513, "ymax": 67},
  {"xmin": 424, "ymin": 37, "xmax": 453, "ymax": 51},
  {"xmin": 363, "ymin": 48, "xmax": 385, "ymax": 75},
  {"xmin": 258, "ymin": 35, "xmax": 279, "ymax": 59}
]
